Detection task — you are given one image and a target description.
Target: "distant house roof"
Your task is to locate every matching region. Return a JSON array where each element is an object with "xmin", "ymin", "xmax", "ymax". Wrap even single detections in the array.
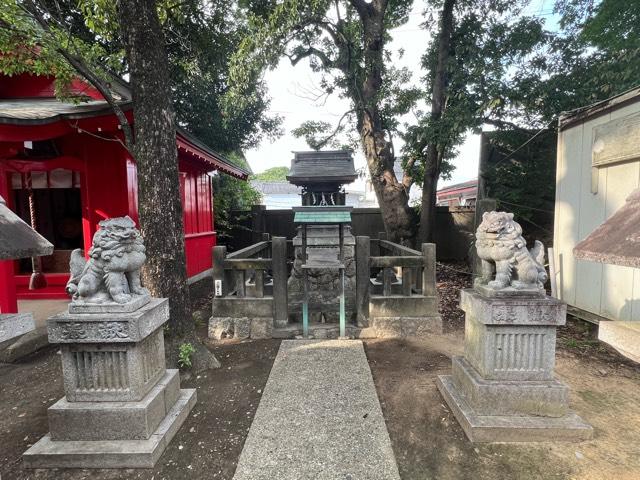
[
  {"xmin": 574, "ymin": 188, "xmax": 640, "ymax": 268},
  {"xmin": 251, "ymin": 181, "xmax": 300, "ymax": 195},
  {"xmin": 287, "ymin": 150, "xmax": 357, "ymax": 186},
  {"xmin": 559, "ymin": 85, "xmax": 640, "ymax": 131},
  {"xmin": 437, "ymin": 179, "xmax": 478, "ymax": 195},
  {"xmin": 0, "ymin": 195, "xmax": 53, "ymax": 260}
]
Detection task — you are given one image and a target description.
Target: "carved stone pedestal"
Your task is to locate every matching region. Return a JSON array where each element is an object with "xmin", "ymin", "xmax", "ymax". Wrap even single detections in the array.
[
  {"xmin": 23, "ymin": 298, "xmax": 196, "ymax": 468},
  {"xmin": 437, "ymin": 289, "xmax": 592, "ymax": 442}
]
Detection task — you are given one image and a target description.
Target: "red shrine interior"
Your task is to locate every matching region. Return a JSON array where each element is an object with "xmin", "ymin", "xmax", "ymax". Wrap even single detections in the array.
[{"xmin": 0, "ymin": 73, "xmax": 248, "ymax": 313}]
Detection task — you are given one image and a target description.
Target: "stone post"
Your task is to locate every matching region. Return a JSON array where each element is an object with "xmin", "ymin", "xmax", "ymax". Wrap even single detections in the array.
[
  {"xmin": 421, "ymin": 243, "xmax": 436, "ymax": 297},
  {"xmin": 272, "ymin": 236, "xmax": 289, "ymax": 328},
  {"xmin": 355, "ymin": 236, "xmax": 370, "ymax": 327}
]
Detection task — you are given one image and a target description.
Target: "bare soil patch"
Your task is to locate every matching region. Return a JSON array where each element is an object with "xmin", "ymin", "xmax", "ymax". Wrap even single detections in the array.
[
  {"xmin": 366, "ymin": 265, "xmax": 640, "ymax": 480},
  {"xmin": 0, "ymin": 338, "xmax": 280, "ymax": 480}
]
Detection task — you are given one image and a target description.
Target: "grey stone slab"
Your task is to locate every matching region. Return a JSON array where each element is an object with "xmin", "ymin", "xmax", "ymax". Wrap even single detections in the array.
[
  {"xmin": 437, "ymin": 375, "xmax": 593, "ymax": 443},
  {"xmin": 48, "ymin": 369, "xmax": 179, "ymax": 441},
  {"xmin": 598, "ymin": 321, "xmax": 640, "ymax": 363},
  {"xmin": 68, "ymin": 294, "xmax": 151, "ymax": 314},
  {"xmin": 369, "ymin": 295, "xmax": 437, "ymax": 318},
  {"xmin": 233, "ymin": 340, "xmax": 400, "ymax": 480},
  {"xmin": 0, "ymin": 325, "xmax": 49, "ymax": 362},
  {"xmin": 475, "ymin": 285, "xmax": 545, "ymax": 298},
  {"xmin": 23, "ymin": 388, "xmax": 196, "ymax": 469},
  {"xmin": 461, "ymin": 289, "xmax": 566, "ymax": 326},
  {"xmin": 0, "ymin": 313, "xmax": 35, "ymax": 348},
  {"xmin": 371, "ymin": 316, "xmax": 442, "ymax": 338},
  {"xmin": 464, "ymin": 315, "xmax": 557, "ymax": 381},
  {"xmin": 451, "ymin": 356, "xmax": 568, "ymax": 417},
  {"xmin": 60, "ymin": 327, "xmax": 166, "ymax": 402},
  {"xmin": 212, "ymin": 297, "xmax": 273, "ymax": 317},
  {"xmin": 234, "ymin": 317, "xmax": 251, "ymax": 340},
  {"xmin": 48, "ymin": 298, "xmax": 169, "ymax": 344},
  {"xmin": 250, "ymin": 317, "xmax": 273, "ymax": 339}
]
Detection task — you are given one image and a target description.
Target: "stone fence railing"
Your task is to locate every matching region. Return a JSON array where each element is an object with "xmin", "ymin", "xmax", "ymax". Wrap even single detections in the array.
[
  {"xmin": 210, "ymin": 235, "xmax": 441, "ymax": 339},
  {"xmin": 355, "ymin": 236, "xmax": 441, "ymax": 336},
  {"xmin": 210, "ymin": 236, "xmax": 288, "ymax": 339}
]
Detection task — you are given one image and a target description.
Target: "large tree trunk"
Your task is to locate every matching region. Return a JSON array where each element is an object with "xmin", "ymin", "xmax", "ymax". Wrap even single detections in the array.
[
  {"xmin": 418, "ymin": 0, "xmax": 455, "ymax": 244},
  {"xmin": 359, "ymin": 111, "xmax": 415, "ymax": 243},
  {"xmin": 117, "ymin": 0, "xmax": 219, "ymax": 371},
  {"xmin": 351, "ymin": 0, "xmax": 416, "ymax": 243}
]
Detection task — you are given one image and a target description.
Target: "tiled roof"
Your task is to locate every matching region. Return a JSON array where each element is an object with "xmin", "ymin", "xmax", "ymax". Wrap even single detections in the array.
[
  {"xmin": 0, "ymin": 98, "xmax": 131, "ymax": 124},
  {"xmin": 287, "ymin": 150, "xmax": 357, "ymax": 185}
]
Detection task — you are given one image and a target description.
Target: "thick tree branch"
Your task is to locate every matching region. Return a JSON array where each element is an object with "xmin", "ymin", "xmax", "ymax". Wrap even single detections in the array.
[{"xmin": 20, "ymin": 1, "xmax": 134, "ymax": 149}]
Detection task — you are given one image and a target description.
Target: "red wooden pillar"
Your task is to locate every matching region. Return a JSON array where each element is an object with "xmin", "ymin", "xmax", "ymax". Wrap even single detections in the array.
[{"xmin": 0, "ymin": 165, "xmax": 18, "ymax": 313}]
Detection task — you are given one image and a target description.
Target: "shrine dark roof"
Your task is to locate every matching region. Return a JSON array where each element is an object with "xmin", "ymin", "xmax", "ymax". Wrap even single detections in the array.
[
  {"xmin": 286, "ymin": 150, "xmax": 357, "ymax": 186},
  {"xmin": 0, "ymin": 196, "xmax": 53, "ymax": 260},
  {"xmin": 574, "ymin": 188, "xmax": 640, "ymax": 268}
]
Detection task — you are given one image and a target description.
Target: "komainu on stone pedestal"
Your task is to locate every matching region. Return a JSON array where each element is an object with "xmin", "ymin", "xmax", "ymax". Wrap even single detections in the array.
[
  {"xmin": 23, "ymin": 218, "xmax": 196, "ymax": 469},
  {"xmin": 65, "ymin": 216, "xmax": 150, "ymax": 312},
  {"xmin": 437, "ymin": 211, "xmax": 592, "ymax": 442},
  {"xmin": 474, "ymin": 211, "xmax": 547, "ymax": 293}
]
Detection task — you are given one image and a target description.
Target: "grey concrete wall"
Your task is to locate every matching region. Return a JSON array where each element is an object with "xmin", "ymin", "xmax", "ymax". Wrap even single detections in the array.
[{"xmin": 224, "ymin": 206, "xmax": 475, "ymax": 260}]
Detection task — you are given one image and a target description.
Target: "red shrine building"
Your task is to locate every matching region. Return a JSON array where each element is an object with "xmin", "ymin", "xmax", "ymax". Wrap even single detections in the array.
[{"xmin": 0, "ymin": 73, "xmax": 249, "ymax": 313}]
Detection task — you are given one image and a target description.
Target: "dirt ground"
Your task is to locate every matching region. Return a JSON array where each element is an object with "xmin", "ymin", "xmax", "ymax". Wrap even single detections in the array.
[
  {"xmin": 1, "ymin": 265, "xmax": 640, "ymax": 479},
  {"xmin": 0, "ymin": 338, "xmax": 281, "ymax": 480}
]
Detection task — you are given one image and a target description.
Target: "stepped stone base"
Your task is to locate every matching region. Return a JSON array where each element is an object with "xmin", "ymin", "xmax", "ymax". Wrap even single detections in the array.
[
  {"xmin": 451, "ymin": 356, "xmax": 568, "ymax": 417},
  {"xmin": 23, "ymin": 388, "xmax": 196, "ymax": 469},
  {"xmin": 48, "ymin": 370, "xmax": 180, "ymax": 441},
  {"xmin": 437, "ymin": 375, "xmax": 592, "ymax": 443}
]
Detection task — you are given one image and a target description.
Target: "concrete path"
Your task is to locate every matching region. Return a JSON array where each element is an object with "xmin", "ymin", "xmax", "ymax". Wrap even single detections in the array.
[{"xmin": 233, "ymin": 340, "xmax": 401, "ymax": 480}]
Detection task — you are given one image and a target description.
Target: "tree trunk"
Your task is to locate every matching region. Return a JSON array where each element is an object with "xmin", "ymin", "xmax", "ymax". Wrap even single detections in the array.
[
  {"xmin": 418, "ymin": 0, "xmax": 455, "ymax": 244},
  {"xmin": 116, "ymin": 0, "xmax": 191, "ymax": 336},
  {"xmin": 359, "ymin": 111, "xmax": 415, "ymax": 243},
  {"xmin": 351, "ymin": 0, "xmax": 416, "ymax": 244}
]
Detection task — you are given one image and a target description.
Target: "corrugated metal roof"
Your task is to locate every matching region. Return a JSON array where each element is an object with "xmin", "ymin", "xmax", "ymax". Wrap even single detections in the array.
[
  {"xmin": 559, "ymin": 85, "xmax": 640, "ymax": 131},
  {"xmin": 574, "ymin": 188, "xmax": 640, "ymax": 268},
  {"xmin": 0, "ymin": 196, "xmax": 53, "ymax": 260},
  {"xmin": 287, "ymin": 150, "xmax": 357, "ymax": 185}
]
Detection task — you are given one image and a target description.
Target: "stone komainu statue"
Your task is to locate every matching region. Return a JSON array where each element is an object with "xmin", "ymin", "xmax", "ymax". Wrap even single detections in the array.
[
  {"xmin": 475, "ymin": 211, "xmax": 547, "ymax": 290},
  {"xmin": 65, "ymin": 216, "xmax": 150, "ymax": 304}
]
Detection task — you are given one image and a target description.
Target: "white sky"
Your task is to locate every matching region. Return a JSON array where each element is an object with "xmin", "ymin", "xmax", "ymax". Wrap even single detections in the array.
[{"xmin": 245, "ymin": 0, "xmax": 556, "ymax": 189}]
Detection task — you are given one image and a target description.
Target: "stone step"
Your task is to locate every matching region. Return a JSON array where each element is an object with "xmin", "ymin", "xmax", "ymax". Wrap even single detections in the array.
[{"xmin": 48, "ymin": 369, "xmax": 180, "ymax": 441}]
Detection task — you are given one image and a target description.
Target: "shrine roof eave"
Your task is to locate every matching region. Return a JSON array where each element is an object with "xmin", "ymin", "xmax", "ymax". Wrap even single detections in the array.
[
  {"xmin": 176, "ymin": 129, "xmax": 249, "ymax": 180},
  {"xmin": 286, "ymin": 174, "xmax": 358, "ymax": 186}
]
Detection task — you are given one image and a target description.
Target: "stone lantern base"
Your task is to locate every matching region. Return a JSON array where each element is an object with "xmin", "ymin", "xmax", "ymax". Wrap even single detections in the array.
[
  {"xmin": 437, "ymin": 289, "xmax": 592, "ymax": 442},
  {"xmin": 23, "ymin": 298, "xmax": 196, "ymax": 468}
]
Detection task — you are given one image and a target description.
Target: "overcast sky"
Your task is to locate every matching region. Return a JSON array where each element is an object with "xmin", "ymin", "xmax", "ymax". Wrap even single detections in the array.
[{"xmin": 244, "ymin": 0, "xmax": 556, "ymax": 190}]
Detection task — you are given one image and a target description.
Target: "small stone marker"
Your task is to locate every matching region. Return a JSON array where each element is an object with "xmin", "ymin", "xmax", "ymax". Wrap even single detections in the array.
[
  {"xmin": 23, "ymin": 217, "xmax": 196, "ymax": 468},
  {"xmin": 437, "ymin": 211, "xmax": 593, "ymax": 442}
]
